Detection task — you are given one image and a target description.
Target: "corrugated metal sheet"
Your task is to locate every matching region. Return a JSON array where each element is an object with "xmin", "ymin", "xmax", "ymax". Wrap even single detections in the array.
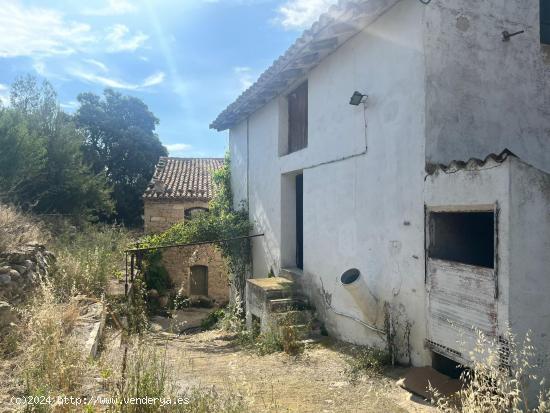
[
  {"xmin": 427, "ymin": 258, "xmax": 497, "ymax": 364},
  {"xmin": 425, "ymin": 148, "xmax": 516, "ymax": 175}
]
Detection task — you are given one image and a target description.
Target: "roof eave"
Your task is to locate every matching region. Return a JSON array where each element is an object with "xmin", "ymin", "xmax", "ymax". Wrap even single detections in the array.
[{"xmin": 210, "ymin": 0, "xmax": 401, "ymax": 132}]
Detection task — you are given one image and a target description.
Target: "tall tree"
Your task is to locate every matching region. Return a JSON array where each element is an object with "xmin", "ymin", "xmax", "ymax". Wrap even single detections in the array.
[
  {"xmin": 75, "ymin": 89, "xmax": 167, "ymax": 226},
  {"xmin": 0, "ymin": 75, "xmax": 113, "ymax": 219}
]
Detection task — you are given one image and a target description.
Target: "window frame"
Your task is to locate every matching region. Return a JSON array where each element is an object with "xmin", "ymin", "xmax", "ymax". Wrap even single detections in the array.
[{"xmin": 286, "ymin": 81, "xmax": 308, "ymax": 154}]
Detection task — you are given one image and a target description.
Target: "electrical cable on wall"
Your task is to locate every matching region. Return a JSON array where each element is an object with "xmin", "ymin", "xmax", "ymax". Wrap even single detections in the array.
[
  {"xmin": 418, "ymin": 0, "xmax": 432, "ymax": 4},
  {"xmin": 362, "ymin": 100, "xmax": 368, "ymax": 151}
]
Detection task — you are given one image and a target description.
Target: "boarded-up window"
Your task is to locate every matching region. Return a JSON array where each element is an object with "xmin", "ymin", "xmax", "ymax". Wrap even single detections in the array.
[
  {"xmin": 542, "ymin": 0, "xmax": 550, "ymax": 44},
  {"xmin": 287, "ymin": 82, "xmax": 308, "ymax": 154},
  {"xmin": 190, "ymin": 265, "xmax": 208, "ymax": 296}
]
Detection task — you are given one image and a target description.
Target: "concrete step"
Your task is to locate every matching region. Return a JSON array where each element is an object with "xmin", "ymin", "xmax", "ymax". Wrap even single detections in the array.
[
  {"xmin": 268, "ymin": 296, "xmax": 310, "ymax": 313},
  {"xmin": 272, "ymin": 310, "xmax": 314, "ymax": 325},
  {"xmin": 247, "ymin": 277, "xmax": 297, "ymax": 300},
  {"xmin": 280, "ymin": 323, "xmax": 310, "ymax": 340}
]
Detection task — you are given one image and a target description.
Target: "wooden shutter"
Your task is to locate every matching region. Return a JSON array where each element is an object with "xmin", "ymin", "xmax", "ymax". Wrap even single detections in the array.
[
  {"xmin": 190, "ymin": 265, "xmax": 208, "ymax": 296},
  {"xmin": 288, "ymin": 82, "xmax": 308, "ymax": 153},
  {"xmin": 542, "ymin": 0, "xmax": 550, "ymax": 44}
]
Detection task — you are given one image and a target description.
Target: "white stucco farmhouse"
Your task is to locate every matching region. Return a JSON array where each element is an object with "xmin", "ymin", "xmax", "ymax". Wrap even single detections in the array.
[{"xmin": 211, "ymin": 0, "xmax": 550, "ymax": 393}]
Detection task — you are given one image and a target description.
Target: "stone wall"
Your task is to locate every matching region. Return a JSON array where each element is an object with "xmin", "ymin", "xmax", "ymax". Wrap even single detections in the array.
[
  {"xmin": 162, "ymin": 244, "xmax": 229, "ymax": 305},
  {"xmin": 144, "ymin": 198, "xmax": 229, "ymax": 304},
  {"xmin": 0, "ymin": 245, "xmax": 53, "ymax": 330},
  {"xmin": 143, "ymin": 199, "xmax": 209, "ymax": 234},
  {"xmin": 0, "ymin": 245, "xmax": 53, "ymax": 305}
]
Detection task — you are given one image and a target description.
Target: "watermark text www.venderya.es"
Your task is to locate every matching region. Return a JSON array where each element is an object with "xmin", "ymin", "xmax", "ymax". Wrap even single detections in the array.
[{"xmin": 11, "ymin": 395, "xmax": 191, "ymax": 407}]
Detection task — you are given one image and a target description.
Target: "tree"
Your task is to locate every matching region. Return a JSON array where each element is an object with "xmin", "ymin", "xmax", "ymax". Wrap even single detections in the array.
[
  {"xmin": 75, "ymin": 89, "xmax": 167, "ymax": 226},
  {"xmin": 0, "ymin": 75, "xmax": 113, "ymax": 219}
]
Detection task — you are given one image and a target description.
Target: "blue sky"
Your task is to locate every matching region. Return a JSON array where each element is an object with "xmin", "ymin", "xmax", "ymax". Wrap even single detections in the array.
[{"xmin": 0, "ymin": 0, "xmax": 336, "ymax": 157}]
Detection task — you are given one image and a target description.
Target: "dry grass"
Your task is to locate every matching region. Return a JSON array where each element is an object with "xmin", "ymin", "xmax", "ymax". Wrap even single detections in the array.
[
  {"xmin": 17, "ymin": 284, "xmax": 87, "ymax": 401},
  {"xmin": 100, "ymin": 338, "xmax": 249, "ymax": 413},
  {"xmin": 431, "ymin": 330, "xmax": 550, "ymax": 413},
  {"xmin": 49, "ymin": 225, "xmax": 131, "ymax": 301},
  {"xmin": 0, "ymin": 204, "xmax": 45, "ymax": 253}
]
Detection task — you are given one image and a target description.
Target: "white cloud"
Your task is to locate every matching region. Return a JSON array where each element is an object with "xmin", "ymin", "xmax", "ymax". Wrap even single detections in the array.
[
  {"xmin": 33, "ymin": 61, "xmax": 47, "ymax": 76},
  {"xmin": 105, "ymin": 24, "xmax": 148, "ymax": 53},
  {"xmin": 83, "ymin": 58, "xmax": 109, "ymax": 72},
  {"xmin": 166, "ymin": 143, "xmax": 192, "ymax": 156},
  {"xmin": 0, "ymin": 1, "xmax": 148, "ymax": 57},
  {"xmin": 233, "ymin": 66, "xmax": 254, "ymax": 91},
  {"xmin": 0, "ymin": 84, "xmax": 9, "ymax": 106},
  {"xmin": 0, "ymin": 0, "xmax": 95, "ymax": 58},
  {"xmin": 142, "ymin": 72, "xmax": 165, "ymax": 87},
  {"xmin": 82, "ymin": 0, "xmax": 138, "ymax": 16},
  {"xmin": 275, "ymin": 0, "xmax": 337, "ymax": 30},
  {"xmin": 69, "ymin": 68, "xmax": 166, "ymax": 90}
]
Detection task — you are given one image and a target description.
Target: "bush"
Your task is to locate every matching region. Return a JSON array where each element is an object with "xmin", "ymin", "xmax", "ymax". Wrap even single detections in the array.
[
  {"xmin": 0, "ymin": 204, "xmax": 45, "ymax": 253},
  {"xmin": 201, "ymin": 308, "xmax": 225, "ymax": 330},
  {"xmin": 142, "ymin": 251, "xmax": 172, "ymax": 295},
  {"xmin": 345, "ymin": 346, "xmax": 391, "ymax": 383}
]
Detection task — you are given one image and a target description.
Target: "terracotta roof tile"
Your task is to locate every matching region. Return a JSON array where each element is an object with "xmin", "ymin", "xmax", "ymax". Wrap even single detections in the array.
[{"xmin": 143, "ymin": 157, "xmax": 224, "ymax": 201}]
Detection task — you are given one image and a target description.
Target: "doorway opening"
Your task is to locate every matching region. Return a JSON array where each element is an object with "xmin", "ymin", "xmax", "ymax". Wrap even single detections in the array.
[
  {"xmin": 281, "ymin": 172, "xmax": 304, "ymax": 270},
  {"xmin": 295, "ymin": 174, "xmax": 303, "ymax": 269}
]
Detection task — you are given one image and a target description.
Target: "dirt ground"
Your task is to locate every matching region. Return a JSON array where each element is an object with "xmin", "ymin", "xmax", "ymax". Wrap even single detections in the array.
[{"xmin": 102, "ymin": 328, "xmax": 437, "ymax": 413}]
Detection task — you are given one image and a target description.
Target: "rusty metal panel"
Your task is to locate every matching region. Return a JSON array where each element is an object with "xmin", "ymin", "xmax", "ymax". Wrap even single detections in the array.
[{"xmin": 427, "ymin": 258, "xmax": 497, "ymax": 364}]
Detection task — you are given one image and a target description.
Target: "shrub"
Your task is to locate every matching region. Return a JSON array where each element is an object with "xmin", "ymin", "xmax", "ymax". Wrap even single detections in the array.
[
  {"xmin": 142, "ymin": 251, "xmax": 172, "ymax": 295},
  {"xmin": 201, "ymin": 308, "xmax": 225, "ymax": 330},
  {"xmin": 173, "ymin": 291, "xmax": 190, "ymax": 310},
  {"xmin": 219, "ymin": 294, "xmax": 246, "ymax": 334},
  {"xmin": 345, "ymin": 346, "xmax": 391, "ymax": 383}
]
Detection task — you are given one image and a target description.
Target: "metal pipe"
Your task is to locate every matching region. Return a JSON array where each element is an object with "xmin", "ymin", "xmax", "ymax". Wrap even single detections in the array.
[{"xmin": 125, "ymin": 233, "xmax": 265, "ymax": 253}]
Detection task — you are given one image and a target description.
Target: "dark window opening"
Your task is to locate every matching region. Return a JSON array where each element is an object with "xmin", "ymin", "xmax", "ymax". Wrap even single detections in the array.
[
  {"xmin": 295, "ymin": 174, "xmax": 303, "ymax": 269},
  {"xmin": 288, "ymin": 82, "xmax": 308, "ymax": 154},
  {"xmin": 190, "ymin": 265, "xmax": 208, "ymax": 296},
  {"xmin": 542, "ymin": 0, "xmax": 550, "ymax": 44},
  {"xmin": 428, "ymin": 211, "xmax": 495, "ymax": 268},
  {"xmin": 185, "ymin": 207, "xmax": 209, "ymax": 220}
]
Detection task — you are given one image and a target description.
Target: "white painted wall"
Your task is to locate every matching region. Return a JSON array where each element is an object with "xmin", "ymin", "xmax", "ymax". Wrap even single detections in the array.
[
  {"xmin": 509, "ymin": 158, "xmax": 550, "ymax": 400},
  {"xmin": 230, "ymin": 0, "xmax": 430, "ymax": 365},
  {"xmin": 424, "ymin": 0, "xmax": 550, "ymax": 173}
]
